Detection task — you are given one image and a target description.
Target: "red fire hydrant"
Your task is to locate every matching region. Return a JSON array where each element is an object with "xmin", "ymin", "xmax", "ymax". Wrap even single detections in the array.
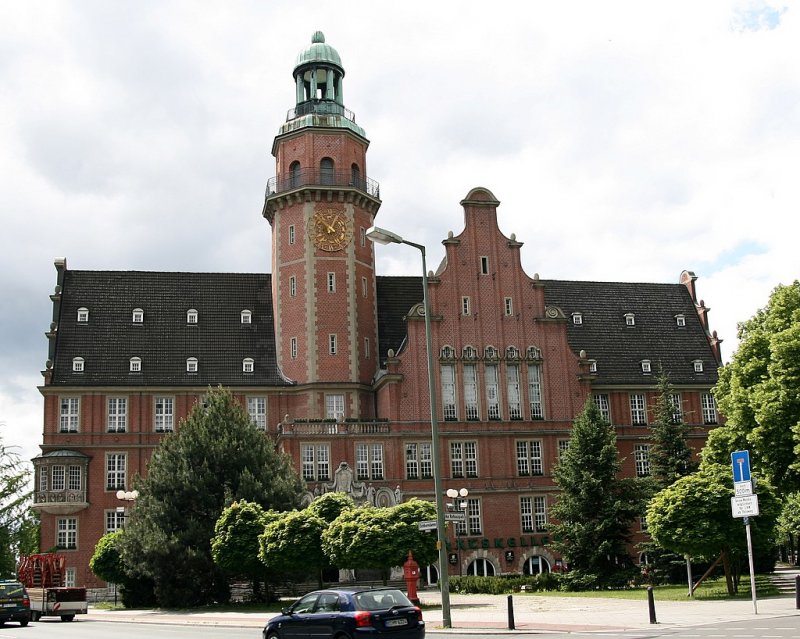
[{"xmin": 403, "ymin": 551, "xmax": 420, "ymax": 604}]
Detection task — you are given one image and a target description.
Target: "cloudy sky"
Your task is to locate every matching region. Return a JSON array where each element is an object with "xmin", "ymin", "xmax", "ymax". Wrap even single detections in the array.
[{"xmin": 1, "ymin": 1, "xmax": 798, "ymax": 466}]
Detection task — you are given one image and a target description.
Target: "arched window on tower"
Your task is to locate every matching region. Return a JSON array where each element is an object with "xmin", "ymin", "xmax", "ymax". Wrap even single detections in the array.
[
  {"xmin": 320, "ymin": 158, "xmax": 334, "ymax": 185},
  {"xmin": 351, "ymin": 163, "xmax": 361, "ymax": 189},
  {"xmin": 289, "ymin": 161, "xmax": 301, "ymax": 188}
]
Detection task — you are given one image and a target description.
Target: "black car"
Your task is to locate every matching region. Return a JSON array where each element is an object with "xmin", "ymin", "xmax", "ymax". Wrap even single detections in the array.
[
  {"xmin": 0, "ymin": 581, "xmax": 31, "ymax": 627},
  {"xmin": 263, "ymin": 587, "xmax": 425, "ymax": 639}
]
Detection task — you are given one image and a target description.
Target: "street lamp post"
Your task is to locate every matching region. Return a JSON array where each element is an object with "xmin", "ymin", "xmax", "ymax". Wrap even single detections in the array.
[
  {"xmin": 366, "ymin": 225, "xmax": 452, "ymax": 628},
  {"xmin": 446, "ymin": 488, "xmax": 469, "ymax": 576}
]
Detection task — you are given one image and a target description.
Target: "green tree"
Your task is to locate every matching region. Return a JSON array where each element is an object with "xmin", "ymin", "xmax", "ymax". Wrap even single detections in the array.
[
  {"xmin": 212, "ymin": 501, "xmax": 281, "ymax": 601},
  {"xmin": 548, "ymin": 400, "xmax": 645, "ymax": 590},
  {"xmin": 646, "ymin": 463, "xmax": 780, "ymax": 594},
  {"xmin": 306, "ymin": 491, "xmax": 355, "ymax": 524},
  {"xmin": 322, "ymin": 498, "xmax": 437, "ymax": 582},
  {"xmin": 776, "ymin": 493, "xmax": 800, "ymax": 564},
  {"xmin": 259, "ymin": 509, "xmax": 328, "ymax": 586},
  {"xmin": 704, "ymin": 281, "xmax": 800, "ymax": 494},
  {"xmin": 649, "ymin": 369, "xmax": 697, "ymax": 486},
  {"xmin": 90, "ymin": 531, "xmax": 156, "ymax": 607},
  {"xmin": 119, "ymin": 387, "xmax": 304, "ymax": 607},
  {"xmin": 0, "ymin": 434, "xmax": 32, "ymax": 578}
]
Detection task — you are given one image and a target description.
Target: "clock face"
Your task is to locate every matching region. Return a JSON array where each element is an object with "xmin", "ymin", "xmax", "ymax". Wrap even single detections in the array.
[{"xmin": 310, "ymin": 207, "xmax": 352, "ymax": 251}]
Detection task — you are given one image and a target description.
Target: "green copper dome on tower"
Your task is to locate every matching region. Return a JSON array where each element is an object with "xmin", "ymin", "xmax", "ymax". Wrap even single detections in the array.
[{"xmin": 294, "ymin": 31, "xmax": 343, "ymax": 73}]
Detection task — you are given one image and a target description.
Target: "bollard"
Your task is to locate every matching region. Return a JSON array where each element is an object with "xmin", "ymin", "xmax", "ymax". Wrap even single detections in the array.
[
  {"xmin": 647, "ymin": 586, "xmax": 657, "ymax": 624},
  {"xmin": 796, "ymin": 575, "xmax": 800, "ymax": 610},
  {"xmin": 507, "ymin": 594, "xmax": 515, "ymax": 630}
]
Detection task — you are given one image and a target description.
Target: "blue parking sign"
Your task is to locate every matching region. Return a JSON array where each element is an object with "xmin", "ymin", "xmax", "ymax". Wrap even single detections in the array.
[{"xmin": 731, "ymin": 450, "xmax": 751, "ymax": 483}]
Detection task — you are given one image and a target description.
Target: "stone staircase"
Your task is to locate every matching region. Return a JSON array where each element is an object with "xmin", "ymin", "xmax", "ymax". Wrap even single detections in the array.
[{"xmin": 768, "ymin": 568, "xmax": 799, "ymax": 595}]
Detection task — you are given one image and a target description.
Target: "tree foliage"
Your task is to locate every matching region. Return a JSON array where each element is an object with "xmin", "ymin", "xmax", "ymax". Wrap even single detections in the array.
[
  {"xmin": 649, "ymin": 369, "xmax": 697, "ymax": 487},
  {"xmin": 259, "ymin": 509, "xmax": 328, "ymax": 584},
  {"xmin": 704, "ymin": 281, "xmax": 800, "ymax": 494},
  {"xmin": 548, "ymin": 400, "xmax": 646, "ymax": 589},
  {"xmin": 0, "ymin": 433, "xmax": 33, "ymax": 578},
  {"xmin": 90, "ymin": 531, "xmax": 156, "ymax": 607},
  {"xmin": 119, "ymin": 387, "xmax": 304, "ymax": 607},
  {"xmin": 322, "ymin": 498, "xmax": 437, "ymax": 577},
  {"xmin": 306, "ymin": 491, "xmax": 356, "ymax": 524}
]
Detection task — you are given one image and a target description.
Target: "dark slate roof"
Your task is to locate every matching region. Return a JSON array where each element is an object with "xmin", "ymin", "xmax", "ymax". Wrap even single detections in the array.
[
  {"xmin": 543, "ymin": 279, "xmax": 719, "ymax": 386},
  {"xmin": 51, "ymin": 270, "xmax": 290, "ymax": 387},
  {"xmin": 375, "ymin": 275, "xmax": 422, "ymax": 362}
]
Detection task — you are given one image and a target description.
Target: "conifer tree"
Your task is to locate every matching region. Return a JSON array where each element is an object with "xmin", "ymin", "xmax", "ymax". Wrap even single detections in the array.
[{"xmin": 649, "ymin": 369, "xmax": 697, "ymax": 487}]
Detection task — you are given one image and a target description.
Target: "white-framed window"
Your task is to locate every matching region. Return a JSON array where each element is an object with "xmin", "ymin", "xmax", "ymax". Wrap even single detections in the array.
[
  {"xmin": 701, "ymin": 393, "xmax": 718, "ymax": 424},
  {"xmin": 77, "ymin": 307, "xmax": 89, "ymax": 322},
  {"xmin": 440, "ymin": 345, "xmax": 455, "ymax": 359},
  {"xmin": 506, "ymin": 364, "xmax": 522, "ymax": 420},
  {"xmin": 59, "ymin": 397, "xmax": 79, "ymax": 433},
  {"xmin": 641, "ymin": 359, "xmax": 651, "ymax": 374},
  {"xmin": 241, "ymin": 309, "xmax": 252, "ymax": 324},
  {"xmin": 461, "ymin": 296, "xmax": 471, "ymax": 315},
  {"xmin": 38, "ymin": 466, "xmax": 48, "ymax": 492},
  {"xmin": 526, "ymin": 345, "xmax": 541, "ymax": 360},
  {"xmin": 64, "ymin": 567, "xmax": 76, "ymax": 587},
  {"xmin": 107, "ymin": 397, "xmax": 127, "ymax": 433},
  {"xmin": 129, "ymin": 357, "xmax": 141, "ymax": 373},
  {"xmin": 572, "ymin": 312, "xmax": 583, "ymax": 325},
  {"xmin": 624, "ymin": 313, "xmax": 635, "ymax": 326},
  {"xmin": 154, "ymin": 397, "xmax": 174, "ymax": 432},
  {"xmin": 106, "ymin": 453, "xmax": 126, "ymax": 490},
  {"xmin": 634, "ymin": 444, "xmax": 651, "ymax": 477},
  {"xmin": 463, "ymin": 345, "xmax": 477, "ymax": 360},
  {"xmin": 463, "ymin": 364, "xmax": 479, "ymax": 420},
  {"xmin": 328, "ymin": 334, "xmax": 337, "ymax": 355},
  {"xmin": 593, "ymin": 393, "xmax": 610, "ymax": 422},
  {"xmin": 466, "ymin": 557, "xmax": 494, "ymax": 576},
  {"xmin": 506, "ymin": 345, "xmax": 520, "ymax": 360},
  {"xmin": 520, "ymin": 495, "xmax": 547, "ymax": 533},
  {"xmin": 669, "ymin": 393, "xmax": 683, "ymax": 423},
  {"xmin": 51, "ymin": 465, "xmax": 65, "ymax": 490},
  {"xmin": 630, "ymin": 393, "xmax": 647, "ymax": 425},
  {"xmin": 465, "ymin": 498, "xmax": 482, "ymax": 535},
  {"xmin": 557, "ymin": 439, "xmax": 570, "ymax": 460},
  {"xmin": 289, "ymin": 276, "xmax": 297, "ymax": 297},
  {"xmin": 516, "ymin": 440, "xmax": 543, "ymax": 476},
  {"xmin": 132, "ymin": 308, "xmax": 144, "ymax": 323},
  {"xmin": 361, "ymin": 276, "xmax": 368, "ymax": 297},
  {"xmin": 186, "ymin": 357, "xmax": 198, "ymax": 373},
  {"xmin": 187, "ymin": 309, "xmax": 198, "ymax": 324},
  {"xmin": 301, "ymin": 443, "xmax": 330, "ymax": 481},
  {"xmin": 589, "ymin": 359, "xmax": 598, "ymax": 373},
  {"xmin": 243, "ymin": 357, "xmax": 254, "ymax": 373},
  {"xmin": 450, "ymin": 441, "xmax": 477, "ymax": 478},
  {"xmin": 290, "ymin": 337, "xmax": 298, "ymax": 359},
  {"xmin": 327, "ymin": 272, "xmax": 336, "ymax": 293},
  {"xmin": 68, "ymin": 465, "xmax": 81, "ymax": 491},
  {"xmin": 356, "ymin": 443, "xmax": 384, "ymax": 480},
  {"xmin": 528, "ymin": 363, "xmax": 543, "ymax": 419},
  {"xmin": 105, "ymin": 510, "xmax": 125, "ymax": 534},
  {"xmin": 484, "ymin": 345, "xmax": 498, "ymax": 360},
  {"xmin": 441, "ymin": 364, "xmax": 457, "ymax": 421},
  {"xmin": 57, "ymin": 517, "xmax": 77, "ymax": 550},
  {"xmin": 480, "ymin": 256, "xmax": 489, "ymax": 274},
  {"xmin": 72, "ymin": 357, "xmax": 84, "ymax": 372},
  {"xmin": 523, "ymin": 555, "xmax": 551, "ymax": 575},
  {"xmin": 247, "ymin": 396, "xmax": 267, "ymax": 430},
  {"xmin": 325, "ymin": 394, "xmax": 345, "ymax": 421},
  {"xmin": 694, "ymin": 360, "xmax": 704, "ymax": 373},
  {"xmin": 405, "ymin": 442, "xmax": 433, "ymax": 479},
  {"xmin": 288, "ymin": 224, "xmax": 295, "ymax": 245},
  {"xmin": 363, "ymin": 337, "xmax": 370, "ymax": 359},
  {"xmin": 676, "ymin": 314, "xmax": 686, "ymax": 327},
  {"xmin": 504, "ymin": 297, "xmax": 513, "ymax": 316},
  {"xmin": 485, "ymin": 364, "xmax": 500, "ymax": 420}
]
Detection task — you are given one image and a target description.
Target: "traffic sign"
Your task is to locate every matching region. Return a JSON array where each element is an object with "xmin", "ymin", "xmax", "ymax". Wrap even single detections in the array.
[
  {"xmin": 731, "ymin": 494, "xmax": 760, "ymax": 518},
  {"xmin": 731, "ymin": 450, "xmax": 751, "ymax": 483},
  {"xmin": 417, "ymin": 520, "xmax": 437, "ymax": 531},
  {"xmin": 444, "ymin": 512, "xmax": 465, "ymax": 521},
  {"xmin": 734, "ymin": 481, "xmax": 754, "ymax": 497}
]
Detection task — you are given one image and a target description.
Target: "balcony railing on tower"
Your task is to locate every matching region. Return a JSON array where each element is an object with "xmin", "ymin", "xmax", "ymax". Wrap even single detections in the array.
[{"xmin": 266, "ymin": 168, "xmax": 380, "ymax": 200}]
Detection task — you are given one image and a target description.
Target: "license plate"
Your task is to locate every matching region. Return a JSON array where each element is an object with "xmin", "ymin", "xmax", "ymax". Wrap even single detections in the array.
[
  {"xmin": 1, "ymin": 603, "xmax": 16, "ymax": 607},
  {"xmin": 385, "ymin": 618, "xmax": 408, "ymax": 627}
]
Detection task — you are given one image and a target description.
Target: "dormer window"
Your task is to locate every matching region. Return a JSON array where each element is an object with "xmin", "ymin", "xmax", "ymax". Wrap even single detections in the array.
[
  {"xmin": 77, "ymin": 307, "xmax": 89, "ymax": 323},
  {"xmin": 506, "ymin": 346, "xmax": 519, "ymax": 360},
  {"xmin": 572, "ymin": 312, "xmax": 583, "ymax": 325},
  {"xmin": 129, "ymin": 357, "xmax": 141, "ymax": 372},
  {"xmin": 187, "ymin": 357, "xmax": 198, "ymax": 373},
  {"xmin": 241, "ymin": 310, "xmax": 252, "ymax": 324},
  {"xmin": 485, "ymin": 345, "xmax": 498, "ymax": 360},
  {"xmin": 72, "ymin": 357, "xmax": 84, "ymax": 372},
  {"xmin": 526, "ymin": 346, "xmax": 542, "ymax": 360},
  {"xmin": 187, "ymin": 309, "xmax": 198, "ymax": 324},
  {"xmin": 641, "ymin": 360, "xmax": 652, "ymax": 374},
  {"xmin": 463, "ymin": 345, "xmax": 477, "ymax": 360},
  {"xmin": 440, "ymin": 345, "xmax": 455, "ymax": 360},
  {"xmin": 675, "ymin": 314, "xmax": 686, "ymax": 327},
  {"xmin": 624, "ymin": 313, "xmax": 635, "ymax": 327},
  {"xmin": 243, "ymin": 358, "xmax": 254, "ymax": 373},
  {"xmin": 589, "ymin": 359, "xmax": 597, "ymax": 373},
  {"xmin": 693, "ymin": 360, "xmax": 704, "ymax": 373},
  {"xmin": 132, "ymin": 308, "xmax": 144, "ymax": 323}
]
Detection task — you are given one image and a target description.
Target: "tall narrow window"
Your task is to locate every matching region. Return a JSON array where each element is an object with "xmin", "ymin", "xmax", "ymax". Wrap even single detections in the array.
[
  {"xmin": 289, "ymin": 276, "xmax": 297, "ymax": 297},
  {"xmin": 360, "ymin": 227, "xmax": 366, "ymax": 247},
  {"xmin": 107, "ymin": 397, "xmax": 127, "ymax": 433},
  {"xmin": 154, "ymin": 397, "xmax": 174, "ymax": 432},
  {"xmin": 106, "ymin": 453, "xmax": 126, "ymax": 490},
  {"xmin": 507, "ymin": 364, "xmax": 522, "ymax": 420},
  {"xmin": 364, "ymin": 337, "xmax": 370, "ymax": 359},
  {"xmin": 328, "ymin": 334, "xmax": 337, "ymax": 355},
  {"xmin": 701, "ymin": 393, "xmax": 718, "ymax": 424},
  {"xmin": 288, "ymin": 224, "xmax": 296, "ymax": 245},
  {"xmin": 320, "ymin": 157, "xmax": 334, "ymax": 185},
  {"xmin": 68, "ymin": 465, "xmax": 81, "ymax": 491},
  {"xmin": 485, "ymin": 364, "xmax": 500, "ymax": 420},
  {"xmin": 630, "ymin": 394, "xmax": 647, "ymax": 425},
  {"xmin": 441, "ymin": 364, "xmax": 457, "ymax": 421},
  {"xmin": 361, "ymin": 276, "xmax": 368, "ymax": 297},
  {"xmin": 504, "ymin": 297, "xmax": 513, "ymax": 316},
  {"xmin": 634, "ymin": 444, "xmax": 651, "ymax": 476},
  {"xmin": 325, "ymin": 394, "xmax": 345, "ymax": 420},
  {"xmin": 356, "ymin": 443, "xmax": 384, "ymax": 480},
  {"xmin": 669, "ymin": 393, "xmax": 683, "ymax": 423},
  {"xmin": 289, "ymin": 161, "xmax": 301, "ymax": 188},
  {"xmin": 327, "ymin": 272, "xmax": 336, "ymax": 293},
  {"xmin": 52, "ymin": 466, "xmax": 65, "ymax": 490},
  {"xmin": 57, "ymin": 518, "xmax": 78, "ymax": 550},
  {"xmin": 593, "ymin": 393, "xmax": 610, "ymax": 422},
  {"xmin": 105, "ymin": 510, "xmax": 125, "ymax": 534},
  {"xmin": 463, "ymin": 364, "xmax": 478, "ymax": 420},
  {"xmin": 247, "ymin": 397, "xmax": 267, "ymax": 430},
  {"xmin": 461, "ymin": 296, "xmax": 471, "ymax": 315},
  {"xmin": 405, "ymin": 442, "xmax": 432, "ymax": 479},
  {"xmin": 557, "ymin": 439, "xmax": 570, "ymax": 460},
  {"xmin": 301, "ymin": 444, "xmax": 330, "ymax": 481},
  {"xmin": 528, "ymin": 363, "xmax": 543, "ymax": 419},
  {"xmin": 290, "ymin": 337, "xmax": 298, "ymax": 359},
  {"xmin": 520, "ymin": 496, "xmax": 548, "ymax": 533},
  {"xmin": 516, "ymin": 440, "xmax": 543, "ymax": 476},
  {"xmin": 466, "ymin": 498, "xmax": 482, "ymax": 535},
  {"xmin": 59, "ymin": 398, "xmax": 79, "ymax": 433},
  {"xmin": 351, "ymin": 163, "xmax": 361, "ymax": 188},
  {"xmin": 480, "ymin": 256, "xmax": 489, "ymax": 274}
]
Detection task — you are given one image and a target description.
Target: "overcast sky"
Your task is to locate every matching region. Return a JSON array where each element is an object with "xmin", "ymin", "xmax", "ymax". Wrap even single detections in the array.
[{"xmin": 2, "ymin": 1, "xmax": 798, "ymax": 466}]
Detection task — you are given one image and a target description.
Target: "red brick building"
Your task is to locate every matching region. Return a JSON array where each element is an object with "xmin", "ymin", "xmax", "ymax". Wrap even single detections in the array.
[{"xmin": 34, "ymin": 32, "xmax": 722, "ymax": 589}]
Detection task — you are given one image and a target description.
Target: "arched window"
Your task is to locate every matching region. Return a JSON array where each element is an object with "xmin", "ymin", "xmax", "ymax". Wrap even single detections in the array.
[
  {"xmin": 77, "ymin": 307, "xmax": 89, "ymax": 322},
  {"xmin": 522, "ymin": 555, "xmax": 551, "ymax": 575},
  {"xmin": 243, "ymin": 358, "xmax": 254, "ymax": 373},
  {"xmin": 187, "ymin": 309, "xmax": 198, "ymax": 324},
  {"xmin": 186, "ymin": 357, "xmax": 198, "ymax": 373},
  {"xmin": 72, "ymin": 357, "xmax": 84, "ymax": 372},
  {"xmin": 241, "ymin": 310, "xmax": 252, "ymax": 324},
  {"xmin": 467, "ymin": 558, "xmax": 495, "ymax": 576},
  {"xmin": 484, "ymin": 345, "xmax": 498, "ymax": 360},
  {"xmin": 132, "ymin": 308, "xmax": 144, "ymax": 323},
  {"xmin": 129, "ymin": 357, "xmax": 142, "ymax": 372},
  {"xmin": 351, "ymin": 163, "xmax": 361, "ymax": 188},
  {"xmin": 289, "ymin": 161, "xmax": 301, "ymax": 188},
  {"xmin": 320, "ymin": 158, "xmax": 334, "ymax": 185},
  {"xmin": 506, "ymin": 345, "xmax": 519, "ymax": 360}
]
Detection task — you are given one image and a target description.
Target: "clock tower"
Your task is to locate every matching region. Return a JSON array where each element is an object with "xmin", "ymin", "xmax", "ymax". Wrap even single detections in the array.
[{"xmin": 263, "ymin": 32, "xmax": 381, "ymax": 418}]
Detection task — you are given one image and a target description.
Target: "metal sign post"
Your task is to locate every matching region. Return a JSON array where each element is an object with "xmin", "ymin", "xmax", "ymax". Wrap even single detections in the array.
[{"xmin": 731, "ymin": 451, "xmax": 758, "ymax": 614}]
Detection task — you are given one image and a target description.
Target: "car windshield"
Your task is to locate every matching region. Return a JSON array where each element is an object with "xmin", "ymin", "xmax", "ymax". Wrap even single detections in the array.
[
  {"xmin": 0, "ymin": 583, "xmax": 24, "ymax": 598},
  {"xmin": 354, "ymin": 589, "xmax": 412, "ymax": 611}
]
